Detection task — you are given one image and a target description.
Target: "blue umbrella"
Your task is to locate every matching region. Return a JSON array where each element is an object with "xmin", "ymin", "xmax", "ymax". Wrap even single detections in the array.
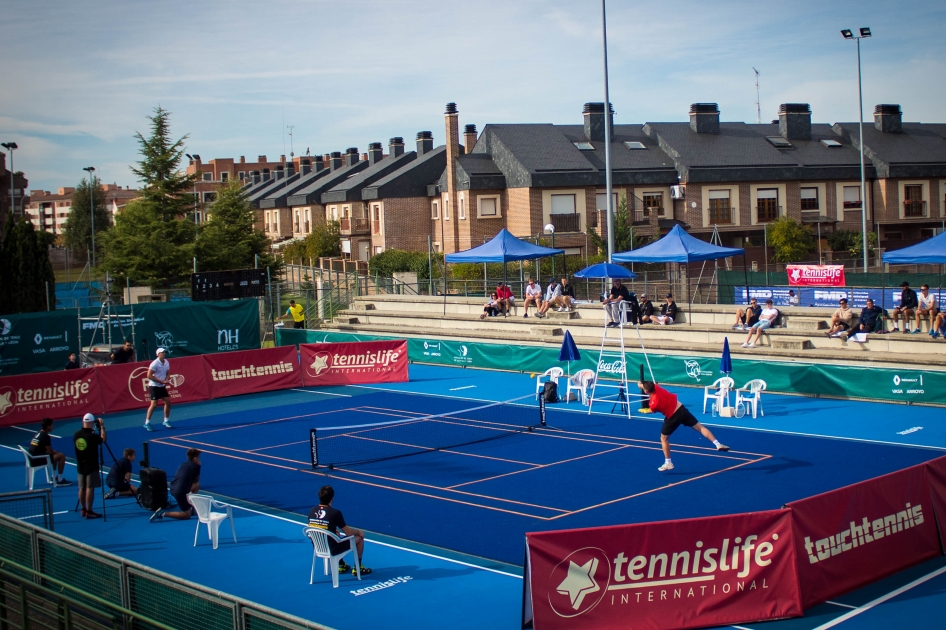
[
  {"xmin": 720, "ymin": 337, "xmax": 732, "ymax": 375},
  {"xmin": 572, "ymin": 262, "xmax": 637, "ymax": 279},
  {"xmin": 559, "ymin": 330, "xmax": 581, "ymax": 377}
]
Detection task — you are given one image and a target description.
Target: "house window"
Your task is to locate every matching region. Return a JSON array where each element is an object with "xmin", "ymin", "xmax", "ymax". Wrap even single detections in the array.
[
  {"xmin": 573, "ymin": 142, "xmax": 594, "ymax": 150},
  {"xmin": 904, "ymin": 184, "xmax": 925, "ymax": 217},
  {"xmin": 624, "ymin": 141, "xmax": 646, "ymax": 150},
  {"xmin": 595, "ymin": 193, "xmax": 619, "ymax": 212},
  {"xmin": 800, "ymin": 187, "xmax": 819, "ymax": 211},
  {"xmin": 642, "ymin": 193, "xmax": 663, "ymax": 216},
  {"xmin": 708, "ymin": 190, "xmax": 731, "ymax": 224},
  {"xmin": 238, "ymin": 171, "xmax": 246, "ymax": 181},
  {"xmin": 458, "ymin": 197, "xmax": 466, "ymax": 220},
  {"xmin": 766, "ymin": 136, "xmax": 792, "ymax": 148},
  {"xmin": 431, "ymin": 200, "xmax": 440, "ymax": 219},
  {"xmin": 202, "ymin": 173, "xmax": 213, "ymax": 181},
  {"xmin": 433, "ymin": 242, "xmax": 442, "ymax": 252},
  {"xmin": 220, "ymin": 172, "xmax": 229, "ymax": 182},
  {"xmin": 550, "ymin": 194, "xmax": 576, "ymax": 214},
  {"xmin": 756, "ymin": 189, "xmax": 779, "ymax": 223},
  {"xmin": 550, "ymin": 194, "xmax": 579, "ymax": 231},
  {"xmin": 843, "ymin": 186, "xmax": 861, "ymax": 209},
  {"xmin": 374, "ymin": 246, "xmax": 382, "ymax": 255},
  {"xmin": 478, "ymin": 196, "xmax": 501, "ymax": 218},
  {"xmin": 821, "ymin": 139, "xmax": 842, "ymax": 148},
  {"xmin": 202, "ymin": 192, "xmax": 216, "ymax": 203},
  {"xmin": 329, "ymin": 206, "xmax": 338, "ymax": 221},
  {"xmin": 444, "ymin": 195, "xmax": 450, "ymax": 220}
]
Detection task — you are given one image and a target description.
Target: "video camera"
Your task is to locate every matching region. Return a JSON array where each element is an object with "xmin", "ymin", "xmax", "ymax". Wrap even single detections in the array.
[{"xmin": 624, "ymin": 292, "xmax": 642, "ymax": 325}]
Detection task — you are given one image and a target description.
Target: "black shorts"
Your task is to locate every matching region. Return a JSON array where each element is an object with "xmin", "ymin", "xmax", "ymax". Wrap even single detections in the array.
[
  {"xmin": 293, "ymin": 320, "xmax": 305, "ymax": 329},
  {"xmin": 836, "ymin": 322, "xmax": 850, "ymax": 331},
  {"xmin": 28, "ymin": 454, "xmax": 49, "ymax": 467},
  {"xmin": 661, "ymin": 406, "xmax": 699, "ymax": 436},
  {"xmin": 171, "ymin": 490, "xmax": 192, "ymax": 513},
  {"xmin": 108, "ymin": 479, "xmax": 132, "ymax": 492},
  {"xmin": 149, "ymin": 386, "xmax": 169, "ymax": 401}
]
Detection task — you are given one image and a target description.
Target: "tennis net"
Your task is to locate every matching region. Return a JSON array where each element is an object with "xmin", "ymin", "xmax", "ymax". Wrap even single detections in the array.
[{"xmin": 310, "ymin": 394, "xmax": 546, "ymax": 468}]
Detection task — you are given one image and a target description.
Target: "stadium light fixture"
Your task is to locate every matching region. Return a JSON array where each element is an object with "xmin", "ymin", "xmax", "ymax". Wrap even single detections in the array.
[
  {"xmin": 841, "ymin": 26, "xmax": 872, "ymax": 271},
  {"xmin": 83, "ymin": 166, "xmax": 96, "ymax": 266}
]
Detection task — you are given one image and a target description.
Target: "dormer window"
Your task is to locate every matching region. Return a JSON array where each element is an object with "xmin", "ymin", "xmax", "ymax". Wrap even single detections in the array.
[
  {"xmin": 624, "ymin": 141, "xmax": 646, "ymax": 150},
  {"xmin": 766, "ymin": 136, "xmax": 793, "ymax": 148},
  {"xmin": 821, "ymin": 139, "xmax": 842, "ymax": 147},
  {"xmin": 573, "ymin": 142, "xmax": 594, "ymax": 151}
]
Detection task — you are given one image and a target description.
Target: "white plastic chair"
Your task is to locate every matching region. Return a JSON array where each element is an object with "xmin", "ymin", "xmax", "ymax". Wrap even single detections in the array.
[
  {"xmin": 535, "ymin": 367, "xmax": 565, "ymax": 399},
  {"xmin": 304, "ymin": 527, "xmax": 361, "ymax": 588},
  {"xmin": 187, "ymin": 494, "xmax": 237, "ymax": 550},
  {"xmin": 18, "ymin": 446, "xmax": 52, "ymax": 490},
  {"xmin": 735, "ymin": 379, "xmax": 767, "ymax": 418},
  {"xmin": 566, "ymin": 369, "xmax": 596, "ymax": 405},
  {"xmin": 702, "ymin": 377, "xmax": 735, "ymax": 414}
]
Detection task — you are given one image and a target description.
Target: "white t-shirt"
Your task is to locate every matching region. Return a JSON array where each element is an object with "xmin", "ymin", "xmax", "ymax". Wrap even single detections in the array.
[
  {"xmin": 525, "ymin": 284, "xmax": 542, "ymax": 298},
  {"xmin": 788, "ymin": 294, "xmax": 799, "ymax": 306},
  {"xmin": 149, "ymin": 358, "xmax": 169, "ymax": 387},
  {"xmin": 918, "ymin": 293, "xmax": 936, "ymax": 309},
  {"xmin": 545, "ymin": 283, "xmax": 561, "ymax": 301},
  {"xmin": 760, "ymin": 307, "xmax": 779, "ymax": 321}
]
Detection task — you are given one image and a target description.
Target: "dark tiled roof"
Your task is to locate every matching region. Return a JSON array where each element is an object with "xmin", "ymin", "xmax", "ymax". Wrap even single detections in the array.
[
  {"xmin": 258, "ymin": 169, "xmax": 330, "ymax": 209},
  {"xmin": 286, "ymin": 161, "xmax": 370, "ymax": 206},
  {"xmin": 321, "ymin": 152, "xmax": 416, "ymax": 203},
  {"xmin": 363, "ymin": 147, "xmax": 447, "ymax": 200},
  {"xmin": 833, "ymin": 122, "xmax": 946, "ymax": 178},
  {"xmin": 246, "ymin": 173, "xmax": 301, "ymax": 207}
]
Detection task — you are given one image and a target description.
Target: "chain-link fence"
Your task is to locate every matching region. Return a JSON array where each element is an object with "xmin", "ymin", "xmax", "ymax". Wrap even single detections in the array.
[{"xmin": 0, "ymin": 490, "xmax": 54, "ymax": 531}]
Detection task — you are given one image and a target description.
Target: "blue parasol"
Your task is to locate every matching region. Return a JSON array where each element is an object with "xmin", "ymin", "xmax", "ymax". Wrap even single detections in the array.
[
  {"xmin": 559, "ymin": 330, "xmax": 581, "ymax": 377},
  {"xmin": 573, "ymin": 262, "xmax": 637, "ymax": 279}
]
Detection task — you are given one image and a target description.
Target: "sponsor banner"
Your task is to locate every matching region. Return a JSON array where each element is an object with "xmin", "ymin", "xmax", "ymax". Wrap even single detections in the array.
[
  {"xmin": 787, "ymin": 463, "xmax": 940, "ymax": 609},
  {"xmin": 0, "ymin": 368, "xmax": 101, "ymax": 427},
  {"xmin": 786, "ymin": 265, "xmax": 845, "ymax": 287},
  {"xmin": 96, "ymin": 356, "xmax": 211, "ymax": 413},
  {"xmin": 526, "ymin": 510, "xmax": 801, "ymax": 630},
  {"xmin": 300, "ymin": 340, "xmax": 408, "ymax": 387},
  {"xmin": 925, "ymin": 456, "xmax": 946, "ymax": 546},
  {"xmin": 735, "ymin": 286, "xmax": 923, "ymax": 309},
  {"xmin": 0, "ymin": 311, "xmax": 79, "ymax": 376},
  {"xmin": 203, "ymin": 346, "xmax": 301, "ymax": 398}
]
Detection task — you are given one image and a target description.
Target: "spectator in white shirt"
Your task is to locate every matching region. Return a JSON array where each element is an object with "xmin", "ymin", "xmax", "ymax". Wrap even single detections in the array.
[
  {"xmin": 536, "ymin": 279, "xmax": 561, "ymax": 318},
  {"xmin": 522, "ymin": 278, "xmax": 543, "ymax": 318},
  {"xmin": 913, "ymin": 284, "xmax": 938, "ymax": 334},
  {"xmin": 741, "ymin": 300, "xmax": 779, "ymax": 348},
  {"xmin": 787, "ymin": 290, "xmax": 800, "ymax": 307}
]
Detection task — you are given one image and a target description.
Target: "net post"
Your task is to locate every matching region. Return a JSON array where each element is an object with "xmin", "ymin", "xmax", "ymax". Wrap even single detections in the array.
[
  {"xmin": 140, "ymin": 441, "xmax": 150, "ymax": 469},
  {"xmin": 309, "ymin": 429, "xmax": 319, "ymax": 469},
  {"xmin": 538, "ymin": 395, "xmax": 546, "ymax": 427}
]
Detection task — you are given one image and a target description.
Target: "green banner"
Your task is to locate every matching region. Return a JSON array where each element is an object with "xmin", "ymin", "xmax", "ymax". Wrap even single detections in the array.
[
  {"xmin": 275, "ymin": 328, "xmax": 946, "ymax": 406},
  {"xmin": 0, "ymin": 311, "xmax": 79, "ymax": 375}
]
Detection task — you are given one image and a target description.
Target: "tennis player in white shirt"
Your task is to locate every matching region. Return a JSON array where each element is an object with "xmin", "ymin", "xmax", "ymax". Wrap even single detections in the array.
[{"xmin": 144, "ymin": 348, "xmax": 173, "ymax": 431}]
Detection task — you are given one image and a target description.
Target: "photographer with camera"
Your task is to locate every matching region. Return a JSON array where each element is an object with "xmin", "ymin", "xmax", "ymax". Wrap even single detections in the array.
[{"xmin": 73, "ymin": 413, "xmax": 107, "ymax": 519}]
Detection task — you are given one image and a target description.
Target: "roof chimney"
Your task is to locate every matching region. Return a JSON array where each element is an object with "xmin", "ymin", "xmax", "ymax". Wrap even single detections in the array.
[
  {"xmin": 689, "ymin": 103, "xmax": 720, "ymax": 134},
  {"xmin": 583, "ymin": 102, "xmax": 614, "ymax": 142},
  {"xmin": 285, "ymin": 163, "xmax": 295, "ymax": 177},
  {"xmin": 313, "ymin": 155, "xmax": 325, "ymax": 172},
  {"xmin": 300, "ymin": 159, "xmax": 311, "ymax": 175},
  {"xmin": 280, "ymin": 155, "xmax": 286, "ymax": 164},
  {"xmin": 417, "ymin": 131, "xmax": 434, "ymax": 156},
  {"xmin": 329, "ymin": 151, "xmax": 343, "ymax": 171},
  {"xmin": 389, "ymin": 137, "xmax": 404, "ymax": 158},
  {"xmin": 464, "ymin": 124, "xmax": 477, "ymax": 153},
  {"xmin": 345, "ymin": 148, "xmax": 359, "ymax": 167},
  {"xmin": 444, "ymin": 103, "xmax": 460, "ymax": 252},
  {"xmin": 368, "ymin": 142, "xmax": 383, "ymax": 164},
  {"xmin": 250, "ymin": 170, "xmax": 261, "ymax": 184},
  {"xmin": 239, "ymin": 156, "xmax": 246, "ymax": 164},
  {"xmin": 258, "ymin": 155, "xmax": 267, "ymax": 162},
  {"xmin": 274, "ymin": 165, "xmax": 285, "ymax": 180},
  {"xmin": 874, "ymin": 104, "xmax": 902, "ymax": 133},
  {"xmin": 778, "ymin": 103, "xmax": 811, "ymax": 141}
]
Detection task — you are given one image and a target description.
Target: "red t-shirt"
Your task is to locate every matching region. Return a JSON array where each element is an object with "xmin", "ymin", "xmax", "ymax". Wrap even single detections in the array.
[
  {"xmin": 496, "ymin": 286, "xmax": 513, "ymax": 299},
  {"xmin": 649, "ymin": 384, "xmax": 679, "ymax": 418}
]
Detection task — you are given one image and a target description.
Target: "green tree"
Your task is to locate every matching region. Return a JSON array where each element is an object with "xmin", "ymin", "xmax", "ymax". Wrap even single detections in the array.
[
  {"xmin": 194, "ymin": 182, "xmax": 274, "ymax": 271},
  {"xmin": 0, "ymin": 217, "xmax": 55, "ymax": 312},
  {"xmin": 586, "ymin": 195, "xmax": 653, "ymax": 255},
  {"xmin": 827, "ymin": 229, "xmax": 876, "ymax": 257},
  {"xmin": 130, "ymin": 107, "xmax": 199, "ymax": 222},
  {"xmin": 282, "ymin": 221, "xmax": 342, "ymax": 262},
  {"xmin": 63, "ymin": 175, "xmax": 111, "ymax": 255},
  {"xmin": 368, "ymin": 248, "xmax": 441, "ymax": 280},
  {"xmin": 767, "ymin": 217, "xmax": 814, "ymax": 262}
]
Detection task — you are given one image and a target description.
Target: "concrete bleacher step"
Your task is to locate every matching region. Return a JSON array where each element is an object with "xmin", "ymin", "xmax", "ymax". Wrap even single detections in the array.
[
  {"xmin": 545, "ymin": 310, "xmax": 581, "ymax": 320},
  {"xmin": 772, "ymin": 339, "xmax": 813, "ymax": 350},
  {"xmin": 334, "ymin": 316, "xmax": 360, "ymax": 324},
  {"xmin": 786, "ymin": 318, "xmax": 827, "ymax": 330},
  {"xmin": 351, "ymin": 303, "xmax": 376, "ymax": 311},
  {"xmin": 530, "ymin": 327, "xmax": 563, "ymax": 338}
]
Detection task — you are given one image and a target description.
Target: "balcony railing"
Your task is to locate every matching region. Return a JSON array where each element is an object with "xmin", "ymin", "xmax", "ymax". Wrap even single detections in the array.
[
  {"xmin": 842, "ymin": 200, "xmax": 862, "ymax": 209},
  {"xmin": 904, "ymin": 200, "xmax": 927, "ymax": 218},
  {"xmin": 756, "ymin": 205, "xmax": 782, "ymax": 223},
  {"xmin": 339, "ymin": 218, "xmax": 350, "ymax": 232},
  {"xmin": 549, "ymin": 213, "xmax": 581, "ymax": 233},
  {"xmin": 632, "ymin": 207, "xmax": 663, "ymax": 224},
  {"xmin": 708, "ymin": 208, "xmax": 733, "ymax": 225},
  {"xmin": 340, "ymin": 217, "xmax": 370, "ymax": 234}
]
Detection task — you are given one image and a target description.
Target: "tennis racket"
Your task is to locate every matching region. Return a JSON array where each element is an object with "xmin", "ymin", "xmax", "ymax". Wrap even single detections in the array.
[{"xmin": 166, "ymin": 374, "xmax": 185, "ymax": 388}]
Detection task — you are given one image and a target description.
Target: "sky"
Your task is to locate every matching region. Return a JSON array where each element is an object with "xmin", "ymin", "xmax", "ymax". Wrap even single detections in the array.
[{"xmin": 1, "ymin": 0, "xmax": 944, "ymax": 192}]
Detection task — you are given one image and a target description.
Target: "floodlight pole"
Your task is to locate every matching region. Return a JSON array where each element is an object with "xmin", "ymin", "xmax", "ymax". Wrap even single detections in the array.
[
  {"xmin": 842, "ymin": 28, "xmax": 871, "ymax": 271},
  {"xmin": 1, "ymin": 141, "xmax": 17, "ymax": 237},
  {"xmin": 601, "ymin": 0, "xmax": 614, "ymax": 263},
  {"xmin": 83, "ymin": 166, "xmax": 96, "ymax": 267}
]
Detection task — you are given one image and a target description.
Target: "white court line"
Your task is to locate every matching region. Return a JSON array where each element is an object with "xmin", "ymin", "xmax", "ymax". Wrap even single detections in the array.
[
  {"xmin": 224, "ymin": 503, "xmax": 521, "ymax": 579},
  {"xmin": 825, "ymin": 600, "xmax": 858, "ymax": 609},
  {"xmin": 448, "ymin": 386, "xmax": 477, "ymax": 391},
  {"xmin": 20, "ymin": 511, "xmax": 68, "ymax": 520},
  {"xmin": 10, "ymin": 426, "xmax": 62, "ymax": 439},
  {"xmin": 813, "ymin": 563, "xmax": 946, "ymax": 629},
  {"xmin": 290, "ymin": 389, "xmax": 352, "ymax": 398}
]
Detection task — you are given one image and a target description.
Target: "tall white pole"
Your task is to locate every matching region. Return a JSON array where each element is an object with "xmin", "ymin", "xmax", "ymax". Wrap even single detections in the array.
[
  {"xmin": 856, "ymin": 37, "xmax": 869, "ymax": 271},
  {"xmin": 601, "ymin": 0, "xmax": 614, "ymax": 262}
]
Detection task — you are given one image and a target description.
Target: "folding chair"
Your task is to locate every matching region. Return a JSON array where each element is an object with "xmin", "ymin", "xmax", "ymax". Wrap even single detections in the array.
[
  {"xmin": 735, "ymin": 379, "xmax": 767, "ymax": 418},
  {"xmin": 18, "ymin": 446, "xmax": 53, "ymax": 490},
  {"xmin": 535, "ymin": 367, "xmax": 564, "ymax": 399},
  {"xmin": 187, "ymin": 494, "xmax": 237, "ymax": 550},
  {"xmin": 702, "ymin": 377, "xmax": 735, "ymax": 414}
]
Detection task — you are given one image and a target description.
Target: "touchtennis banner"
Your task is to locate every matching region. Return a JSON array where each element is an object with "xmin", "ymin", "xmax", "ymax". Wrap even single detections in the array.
[
  {"xmin": 203, "ymin": 346, "xmax": 301, "ymax": 398},
  {"xmin": 300, "ymin": 340, "xmax": 408, "ymax": 387},
  {"xmin": 786, "ymin": 463, "xmax": 941, "ymax": 609},
  {"xmin": 0, "ymin": 367, "xmax": 101, "ymax": 427},
  {"xmin": 786, "ymin": 265, "xmax": 845, "ymax": 287},
  {"xmin": 96, "ymin": 356, "xmax": 212, "ymax": 413},
  {"xmin": 524, "ymin": 510, "xmax": 802, "ymax": 630},
  {"xmin": 922, "ymin": 456, "xmax": 946, "ymax": 554}
]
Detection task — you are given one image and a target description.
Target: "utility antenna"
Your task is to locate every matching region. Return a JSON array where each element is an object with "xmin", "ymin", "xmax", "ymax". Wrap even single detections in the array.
[
  {"xmin": 287, "ymin": 125, "xmax": 295, "ymax": 158},
  {"xmin": 752, "ymin": 67, "xmax": 761, "ymax": 124}
]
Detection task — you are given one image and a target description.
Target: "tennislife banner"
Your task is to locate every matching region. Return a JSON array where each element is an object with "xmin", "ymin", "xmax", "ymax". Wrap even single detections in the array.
[
  {"xmin": 925, "ymin": 456, "xmax": 946, "ymax": 545},
  {"xmin": 786, "ymin": 463, "xmax": 941, "ymax": 609},
  {"xmin": 202, "ymin": 345, "xmax": 301, "ymax": 398},
  {"xmin": 0, "ymin": 367, "xmax": 101, "ymax": 427},
  {"xmin": 785, "ymin": 265, "xmax": 846, "ymax": 287},
  {"xmin": 525, "ymin": 510, "xmax": 801, "ymax": 630},
  {"xmin": 95, "ymin": 356, "xmax": 212, "ymax": 413},
  {"xmin": 300, "ymin": 340, "xmax": 408, "ymax": 387}
]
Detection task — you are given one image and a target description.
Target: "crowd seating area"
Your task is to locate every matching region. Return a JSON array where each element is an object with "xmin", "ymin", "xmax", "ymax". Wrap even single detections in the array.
[{"xmin": 323, "ymin": 295, "xmax": 946, "ymax": 368}]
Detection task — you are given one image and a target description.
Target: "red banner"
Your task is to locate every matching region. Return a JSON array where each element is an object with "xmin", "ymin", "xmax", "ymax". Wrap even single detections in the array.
[
  {"xmin": 786, "ymin": 265, "xmax": 846, "ymax": 287},
  {"xmin": 925, "ymin": 456, "xmax": 946, "ymax": 547},
  {"xmin": 787, "ymin": 463, "xmax": 940, "ymax": 609},
  {"xmin": 203, "ymin": 346, "xmax": 301, "ymax": 398},
  {"xmin": 0, "ymin": 368, "xmax": 101, "ymax": 426},
  {"xmin": 300, "ymin": 340, "xmax": 408, "ymax": 387},
  {"xmin": 525, "ymin": 510, "xmax": 801, "ymax": 630},
  {"xmin": 97, "ymin": 356, "xmax": 212, "ymax": 413}
]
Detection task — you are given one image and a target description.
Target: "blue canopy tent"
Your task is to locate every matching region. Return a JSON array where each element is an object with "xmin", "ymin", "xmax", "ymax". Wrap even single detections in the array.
[
  {"xmin": 444, "ymin": 229, "xmax": 565, "ymax": 315},
  {"xmin": 882, "ymin": 231, "xmax": 946, "ymax": 312},
  {"xmin": 612, "ymin": 225, "xmax": 749, "ymax": 322}
]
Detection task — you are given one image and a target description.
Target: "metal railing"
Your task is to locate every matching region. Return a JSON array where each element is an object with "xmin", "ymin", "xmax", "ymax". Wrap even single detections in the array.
[
  {"xmin": 0, "ymin": 489, "xmax": 54, "ymax": 531},
  {"xmin": 904, "ymin": 200, "xmax": 927, "ymax": 217},
  {"xmin": 548, "ymin": 213, "xmax": 580, "ymax": 233}
]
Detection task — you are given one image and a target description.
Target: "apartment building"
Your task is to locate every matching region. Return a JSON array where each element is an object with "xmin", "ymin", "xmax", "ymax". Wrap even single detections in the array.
[{"xmin": 25, "ymin": 184, "xmax": 137, "ymax": 237}]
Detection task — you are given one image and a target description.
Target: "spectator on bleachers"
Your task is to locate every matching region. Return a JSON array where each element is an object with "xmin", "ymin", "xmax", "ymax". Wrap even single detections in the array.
[
  {"xmin": 732, "ymin": 298, "xmax": 761, "ymax": 331},
  {"xmin": 913, "ymin": 284, "xmax": 938, "ymax": 334},
  {"xmin": 536, "ymin": 279, "xmax": 562, "ymax": 318},
  {"xmin": 65, "ymin": 353, "xmax": 80, "ymax": 370},
  {"xmin": 826, "ymin": 298, "xmax": 854, "ymax": 337},
  {"xmin": 603, "ymin": 279, "xmax": 630, "ymax": 328},
  {"xmin": 931, "ymin": 311, "xmax": 946, "ymax": 340},
  {"xmin": 495, "ymin": 282, "xmax": 515, "ymax": 316},
  {"xmin": 741, "ymin": 299, "xmax": 779, "ymax": 348},
  {"xmin": 892, "ymin": 282, "xmax": 918, "ymax": 333},
  {"xmin": 788, "ymin": 290, "xmax": 800, "ymax": 306},
  {"xmin": 653, "ymin": 294, "xmax": 678, "ymax": 325},
  {"xmin": 522, "ymin": 279, "xmax": 543, "ymax": 318},
  {"xmin": 557, "ymin": 277, "xmax": 576, "ymax": 311},
  {"xmin": 639, "ymin": 294, "xmax": 655, "ymax": 324},
  {"xmin": 843, "ymin": 298, "xmax": 884, "ymax": 339},
  {"xmin": 480, "ymin": 292, "xmax": 501, "ymax": 319}
]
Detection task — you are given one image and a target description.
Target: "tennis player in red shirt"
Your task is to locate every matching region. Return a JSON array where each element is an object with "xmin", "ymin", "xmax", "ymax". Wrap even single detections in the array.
[{"xmin": 639, "ymin": 380, "xmax": 729, "ymax": 471}]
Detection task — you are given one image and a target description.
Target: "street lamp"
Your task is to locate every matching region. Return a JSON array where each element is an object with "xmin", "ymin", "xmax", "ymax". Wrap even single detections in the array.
[
  {"xmin": 83, "ymin": 166, "xmax": 96, "ymax": 266},
  {"xmin": 186, "ymin": 154, "xmax": 200, "ymax": 225},
  {"xmin": 841, "ymin": 26, "xmax": 871, "ymax": 271},
  {"xmin": 545, "ymin": 223, "xmax": 555, "ymax": 278},
  {"xmin": 1, "ymin": 142, "xmax": 17, "ymax": 228}
]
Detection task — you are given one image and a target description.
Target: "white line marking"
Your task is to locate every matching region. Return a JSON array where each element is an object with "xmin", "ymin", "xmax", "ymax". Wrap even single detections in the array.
[
  {"xmin": 696, "ymin": 423, "xmax": 946, "ymax": 452},
  {"xmin": 448, "ymin": 385, "xmax": 477, "ymax": 391},
  {"xmin": 812, "ymin": 563, "xmax": 946, "ymax": 629},
  {"xmin": 825, "ymin": 600, "xmax": 858, "ymax": 609},
  {"xmin": 225, "ymin": 503, "xmax": 521, "ymax": 579},
  {"xmin": 290, "ymin": 388, "xmax": 352, "ymax": 397},
  {"xmin": 19, "ymin": 511, "xmax": 68, "ymax": 520},
  {"xmin": 11, "ymin": 426, "xmax": 62, "ymax": 438}
]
